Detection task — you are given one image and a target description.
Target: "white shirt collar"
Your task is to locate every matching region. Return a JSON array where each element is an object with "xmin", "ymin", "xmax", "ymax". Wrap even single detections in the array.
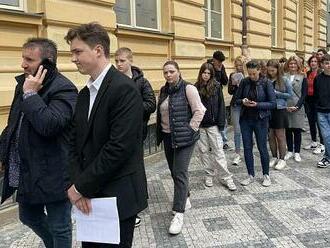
[{"xmin": 86, "ymin": 63, "xmax": 112, "ymax": 91}]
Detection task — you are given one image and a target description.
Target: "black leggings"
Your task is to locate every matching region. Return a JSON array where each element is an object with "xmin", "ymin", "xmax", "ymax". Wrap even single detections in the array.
[{"xmin": 286, "ymin": 128, "xmax": 302, "ymax": 153}]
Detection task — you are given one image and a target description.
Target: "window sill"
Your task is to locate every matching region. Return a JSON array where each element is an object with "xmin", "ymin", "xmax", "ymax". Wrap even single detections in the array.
[
  {"xmin": 204, "ymin": 38, "xmax": 234, "ymax": 47},
  {"xmin": 115, "ymin": 25, "xmax": 174, "ymax": 40},
  {"xmin": 0, "ymin": 8, "xmax": 42, "ymax": 25},
  {"xmin": 270, "ymin": 47, "xmax": 285, "ymax": 52}
]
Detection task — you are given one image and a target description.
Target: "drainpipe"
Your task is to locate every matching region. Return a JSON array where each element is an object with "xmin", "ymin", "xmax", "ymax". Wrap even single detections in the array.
[{"xmin": 241, "ymin": 0, "xmax": 249, "ymax": 57}]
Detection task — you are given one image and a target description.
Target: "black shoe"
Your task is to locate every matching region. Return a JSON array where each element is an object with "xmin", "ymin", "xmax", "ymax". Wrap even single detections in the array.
[
  {"xmin": 135, "ymin": 216, "xmax": 141, "ymax": 227},
  {"xmin": 317, "ymin": 158, "xmax": 330, "ymax": 168},
  {"xmin": 223, "ymin": 144, "xmax": 230, "ymax": 150}
]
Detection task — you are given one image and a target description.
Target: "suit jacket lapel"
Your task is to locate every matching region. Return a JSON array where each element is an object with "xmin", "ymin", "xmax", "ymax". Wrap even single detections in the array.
[
  {"xmin": 78, "ymin": 87, "xmax": 90, "ymax": 151},
  {"xmin": 81, "ymin": 66, "xmax": 117, "ymax": 147},
  {"xmin": 88, "ymin": 66, "xmax": 117, "ymax": 126}
]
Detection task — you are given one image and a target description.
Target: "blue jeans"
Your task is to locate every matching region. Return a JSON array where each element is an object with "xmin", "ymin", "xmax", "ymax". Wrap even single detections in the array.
[
  {"xmin": 19, "ymin": 199, "xmax": 72, "ymax": 248},
  {"xmin": 317, "ymin": 112, "xmax": 330, "ymax": 159},
  {"xmin": 231, "ymin": 105, "xmax": 241, "ymax": 153},
  {"xmin": 220, "ymin": 120, "xmax": 228, "ymax": 144},
  {"xmin": 240, "ymin": 118, "xmax": 270, "ymax": 177}
]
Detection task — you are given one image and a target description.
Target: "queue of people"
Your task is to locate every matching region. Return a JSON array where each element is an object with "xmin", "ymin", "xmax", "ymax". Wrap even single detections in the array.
[{"xmin": 1, "ymin": 21, "xmax": 330, "ymax": 247}]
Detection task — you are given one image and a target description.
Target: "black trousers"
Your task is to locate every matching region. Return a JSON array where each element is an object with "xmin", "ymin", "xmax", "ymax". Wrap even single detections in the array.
[
  {"xmin": 305, "ymin": 97, "xmax": 323, "ymax": 144},
  {"xmin": 286, "ymin": 128, "xmax": 302, "ymax": 153},
  {"xmin": 82, "ymin": 215, "xmax": 136, "ymax": 248}
]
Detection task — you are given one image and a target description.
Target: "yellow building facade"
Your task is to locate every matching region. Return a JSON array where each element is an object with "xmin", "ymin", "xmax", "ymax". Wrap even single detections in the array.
[{"xmin": 0, "ymin": 0, "xmax": 327, "ymax": 131}]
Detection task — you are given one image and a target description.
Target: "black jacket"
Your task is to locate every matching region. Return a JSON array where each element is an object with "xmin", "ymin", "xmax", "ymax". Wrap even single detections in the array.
[
  {"xmin": 156, "ymin": 79, "xmax": 199, "ymax": 148},
  {"xmin": 235, "ymin": 77, "xmax": 276, "ymax": 120},
  {"xmin": 207, "ymin": 59, "xmax": 228, "ymax": 87},
  {"xmin": 131, "ymin": 66, "xmax": 156, "ymax": 140},
  {"xmin": 314, "ymin": 72, "xmax": 330, "ymax": 113},
  {"xmin": 0, "ymin": 68, "xmax": 78, "ymax": 204},
  {"xmin": 68, "ymin": 66, "xmax": 148, "ymax": 220},
  {"xmin": 198, "ymin": 81, "xmax": 225, "ymax": 130}
]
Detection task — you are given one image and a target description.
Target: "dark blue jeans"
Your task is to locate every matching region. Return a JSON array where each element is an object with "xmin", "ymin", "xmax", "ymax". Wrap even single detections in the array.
[
  {"xmin": 240, "ymin": 118, "xmax": 270, "ymax": 177},
  {"xmin": 318, "ymin": 112, "xmax": 330, "ymax": 159},
  {"xmin": 19, "ymin": 199, "xmax": 72, "ymax": 248}
]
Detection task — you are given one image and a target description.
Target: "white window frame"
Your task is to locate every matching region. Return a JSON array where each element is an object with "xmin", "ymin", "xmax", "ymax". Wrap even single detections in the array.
[
  {"xmin": 204, "ymin": 0, "xmax": 224, "ymax": 40},
  {"xmin": 0, "ymin": 0, "xmax": 24, "ymax": 11},
  {"xmin": 116, "ymin": 0, "xmax": 161, "ymax": 32},
  {"xmin": 271, "ymin": 0, "xmax": 277, "ymax": 47}
]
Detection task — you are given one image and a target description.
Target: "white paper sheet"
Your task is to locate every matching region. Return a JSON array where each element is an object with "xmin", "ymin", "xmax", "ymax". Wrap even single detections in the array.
[{"xmin": 73, "ymin": 197, "xmax": 120, "ymax": 244}]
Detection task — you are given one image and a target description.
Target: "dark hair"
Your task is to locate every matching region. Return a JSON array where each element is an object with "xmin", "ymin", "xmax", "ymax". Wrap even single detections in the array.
[
  {"xmin": 321, "ymin": 54, "xmax": 330, "ymax": 63},
  {"xmin": 65, "ymin": 22, "xmax": 110, "ymax": 58},
  {"xmin": 163, "ymin": 60, "xmax": 180, "ymax": 71},
  {"xmin": 212, "ymin": 50, "xmax": 225, "ymax": 62},
  {"xmin": 279, "ymin": 57, "xmax": 287, "ymax": 63},
  {"xmin": 267, "ymin": 59, "xmax": 284, "ymax": 91},
  {"xmin": 195, "ymin": 62, "xmax": 216, "ymax": 98},
  {"xmin": 317, "ymin": 48, "xmax": 327, "ymax": 55},
  {"xmin": 307, "ymin": 55, "xmax": 320, "ymax": 68},
  {"xmin": 246, "ymin": 60, "xmax": 260, "ymax": 70},
  {"xmin": 23, "ymin": 38, "xmax": 57, "ymax": 63}
]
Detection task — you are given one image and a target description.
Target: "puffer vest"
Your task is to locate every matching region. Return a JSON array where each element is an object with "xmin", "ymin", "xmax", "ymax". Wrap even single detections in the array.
[{"xmin": 157, "ymin": 79, "xmax": 199, "ymax": 148}]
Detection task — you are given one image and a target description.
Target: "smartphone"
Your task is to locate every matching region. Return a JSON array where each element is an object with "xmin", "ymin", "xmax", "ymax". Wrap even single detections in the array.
[{"xmin": 33, "ymin": 58, "xmax": 56, "ymax": 79}]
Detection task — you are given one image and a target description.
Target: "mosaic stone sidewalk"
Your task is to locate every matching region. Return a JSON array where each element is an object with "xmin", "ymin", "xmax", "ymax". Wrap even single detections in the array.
[{"xmin": 1, "ymin": 129, "xmax": 330, "ymax": 248}]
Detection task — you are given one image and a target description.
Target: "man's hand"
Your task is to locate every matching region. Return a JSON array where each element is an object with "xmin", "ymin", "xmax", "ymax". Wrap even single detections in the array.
[
  {"xmin": 287, "ymin": 106, "xmax": 298, "ymax": 112},
  {"xmin": 243, "ymin": 98, "xmax": 257, "ymax": 107},
  {"xmin": 67, "ymin": 184, "xmax": 82, "ymax": 204},
  {"xmin": 23, "ymin": 65, "xmax": 47, "ymax": 94},
  {"xmin": 75, "ymin": 197, "xmax": 92, "ymax": 215}
]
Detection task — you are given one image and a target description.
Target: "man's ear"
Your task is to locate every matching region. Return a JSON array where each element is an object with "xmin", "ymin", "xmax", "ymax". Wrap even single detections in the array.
[{"xmin": 94, "ymin": 44, "xmax": 105, "ymax": 57}]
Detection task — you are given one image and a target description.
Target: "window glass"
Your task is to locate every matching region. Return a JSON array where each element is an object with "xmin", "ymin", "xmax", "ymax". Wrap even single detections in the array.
[
  {"xmin": 135, "ymin": 0, "xmax": 157, "ymax": 29},
  {"xmin": 114, "ymin": 0, "xmax": 131, "ymax": 26},
  {"xmin": 211, "ymin": 11, "xmax": 222, "ymax": 39},
  {"xmin": 0, "ymin": 0, "xmax": 19, "ymax": 6}
]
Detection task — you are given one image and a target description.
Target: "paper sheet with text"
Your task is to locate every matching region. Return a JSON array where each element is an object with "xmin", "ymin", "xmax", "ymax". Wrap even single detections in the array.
[{"xmin": 73, "ymin": 197, "xmax": 120, "ymax": 244}]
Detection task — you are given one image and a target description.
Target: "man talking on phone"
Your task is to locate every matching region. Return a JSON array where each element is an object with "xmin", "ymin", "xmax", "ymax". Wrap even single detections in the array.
[{"xmin": 0, "ymin": 38, "xmax": 78, "ymax": 248}]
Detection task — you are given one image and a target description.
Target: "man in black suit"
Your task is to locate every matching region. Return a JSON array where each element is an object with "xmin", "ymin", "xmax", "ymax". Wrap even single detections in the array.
[{"xmin": 65, "ymin": 23, "xmax": 148, "ymax": 247}]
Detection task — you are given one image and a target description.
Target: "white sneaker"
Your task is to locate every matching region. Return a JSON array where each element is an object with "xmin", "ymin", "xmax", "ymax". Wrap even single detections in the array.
[
  {"xmin": 169, "ymin": 213, "xmax": 184, "ymax": 235},
  {"xmin": 294, "ymin": 153, "xmax": 302, "ymax": 162},
  {"xmin": 269, "ymin": 158, "xmax": 278, "ymax": 168},
  {"xmin": 226, "ymin": 179, "xmax": 237, "ymax": 191},
  {"xmin": 232, "ymin": 154, "xmax": 241, "ymax": 165},
  {"xmin": 185, "ymin": 197, "xmax": 192, "ymax": 210},
  {"xmin": 304, "ymin": 141, "xmax": 318, "ymax": 150},
  {"xmin": 313, "ymin": 144, "xmax": 325, "ymax": 154},
  {"xmin": 240, "ymin": 175, "xmax": 255, "ymax": 186},
  {"xmin": 172, "ymin": 197, "xmax": 191, "ymax": 215},
  {"xmin": 204, "ymin": 176, "xmax": 213, "ymax": 187},
  {"xmin": 284, "ymin": 152, "xmax": 293, "ymax": 160},
  {"xmin": 262, "ymin": 175, "xmax": 271, "ymax": 187},
  {"xmin": 275, "ymin": 159, "xmax": 286, "ymax": 170}
]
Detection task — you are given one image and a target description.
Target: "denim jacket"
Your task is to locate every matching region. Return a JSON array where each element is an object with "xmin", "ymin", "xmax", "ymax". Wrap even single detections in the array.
[
  {"xmin": 235, "ymin": 77, "xmax": 276, "ymax": 119},
  {"xmin": 273, "ymin": 77, "xmax": 293, "ymax": 109}
]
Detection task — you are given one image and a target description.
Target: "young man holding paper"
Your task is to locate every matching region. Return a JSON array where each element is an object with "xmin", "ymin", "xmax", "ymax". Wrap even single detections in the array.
[{"xmin": 65, "ymin": 22, "xmax": 148, "ymax": 247}]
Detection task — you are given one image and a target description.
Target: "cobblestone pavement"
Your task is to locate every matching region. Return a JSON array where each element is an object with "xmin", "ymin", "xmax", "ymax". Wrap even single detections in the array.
[{"xmin": 1, "ymin": 128, "xmax": 330, "ymax": 248}]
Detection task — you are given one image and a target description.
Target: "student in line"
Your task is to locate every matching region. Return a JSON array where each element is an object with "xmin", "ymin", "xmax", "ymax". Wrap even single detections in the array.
[
  {"xmin": 267, "ymin": 59, "xmax": 293, "ymax": 170},
  {"xmin": 195, "ymin": 62, "xmax": 237, "ymax": 190},
  {"xmin": 235, "ymin": 60, "xmax": 276, "ymax": 187}
]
